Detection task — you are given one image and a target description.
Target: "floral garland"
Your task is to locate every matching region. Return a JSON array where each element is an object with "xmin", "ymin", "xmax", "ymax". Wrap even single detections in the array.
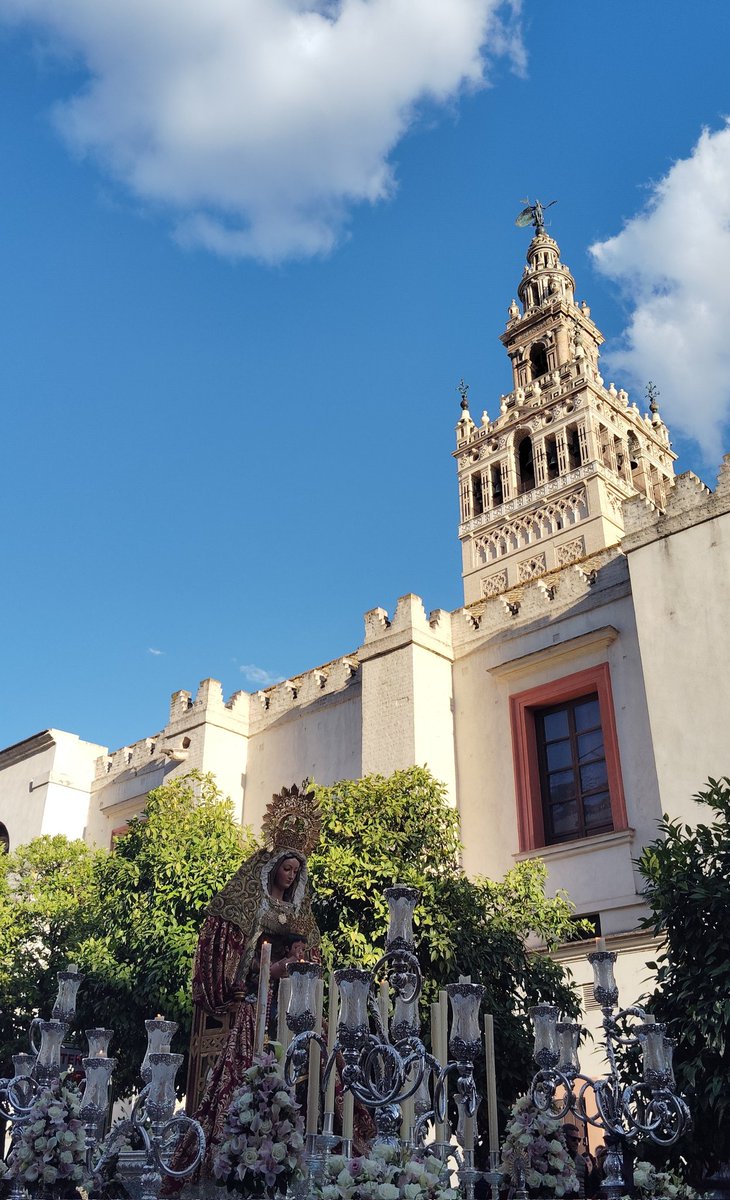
[
  {"xmin": 312, "ymin": 1143, "xmax": 459, "ymax": 1200},
  {"xmin": 3, "ymin": 1080, "xmax": 92, "ymax": 1195},
  {"xmin": 212, "ymin": 1046, "xmax": 306, "ymax": 1196},
  {"xmin": 500, "ymin": 1094, "xmax": 579, "ymax": 1198}
]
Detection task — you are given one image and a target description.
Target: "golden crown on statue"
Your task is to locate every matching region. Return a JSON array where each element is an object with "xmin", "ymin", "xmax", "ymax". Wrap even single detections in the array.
[{"xmin": 262, "ymin": 781, "xmax": 322, "ymax": 858}]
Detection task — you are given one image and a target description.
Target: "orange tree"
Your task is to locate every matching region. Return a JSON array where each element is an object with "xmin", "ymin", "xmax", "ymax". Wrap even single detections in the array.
[
  {"xmin": 308, "ymin": 765, "xmax": 584, "ymax": 1151},
  {"xmin": 637, "ymin": 777, "xmax": 730, "ymax": 1179}
]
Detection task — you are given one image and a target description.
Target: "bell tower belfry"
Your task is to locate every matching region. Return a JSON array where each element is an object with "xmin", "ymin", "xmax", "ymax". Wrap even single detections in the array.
[{"xmin": 454, "ymin": 207, "xmax": 677, "ymax": 605}]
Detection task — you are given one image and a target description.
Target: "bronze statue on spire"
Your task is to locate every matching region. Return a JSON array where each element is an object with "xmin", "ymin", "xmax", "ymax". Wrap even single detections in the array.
[{"xmin": 515, "ymin": 198, "xmax": 557, "ymax": 234}]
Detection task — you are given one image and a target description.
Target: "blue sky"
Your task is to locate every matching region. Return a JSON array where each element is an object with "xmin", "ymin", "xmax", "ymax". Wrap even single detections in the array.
[{"xmin": 2, "ymin": 1, "xmax": 730, "ymax": 754}]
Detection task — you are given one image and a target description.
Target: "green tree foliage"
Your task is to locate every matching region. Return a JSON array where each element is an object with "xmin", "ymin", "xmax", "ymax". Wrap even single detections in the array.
[
  {"xmin": 0, "ymin": 836, "xmax": 101, "ymax": 1065},
  {"xmin": 0, "ymin": 772, "xmax": 254, "ymax": 1097},
  {"xmin": 308, "ymin": 767, "xmax": 583, "ymax": 1147},
  {"xmin": 637, "ymin": 777, "xmax": 730, "ymax": 1176}
]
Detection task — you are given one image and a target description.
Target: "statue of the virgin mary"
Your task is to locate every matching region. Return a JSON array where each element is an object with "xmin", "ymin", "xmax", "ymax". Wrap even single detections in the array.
[{"xmin": 187, "ymin": 782, "xmax": 322, "ymax": 1172}]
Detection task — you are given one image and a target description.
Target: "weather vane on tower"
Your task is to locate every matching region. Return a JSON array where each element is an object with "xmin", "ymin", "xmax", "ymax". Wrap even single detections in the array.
[{"xmin": 515, "ymin": 198, "xmax": 557, "ymax": 235}]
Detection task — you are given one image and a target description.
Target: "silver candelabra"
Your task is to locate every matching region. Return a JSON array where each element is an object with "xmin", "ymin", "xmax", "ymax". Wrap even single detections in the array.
[
  {"xmin": 283, "ymin": 886, "xmax": 485, "ymax": 1197},
  {"xmin": 0, "ymin": 968, "xmax": 205, "ymax": 1200},
  {"xmin": 528, "ymin": 946, "xmax": 691, "ymax": 1198}
]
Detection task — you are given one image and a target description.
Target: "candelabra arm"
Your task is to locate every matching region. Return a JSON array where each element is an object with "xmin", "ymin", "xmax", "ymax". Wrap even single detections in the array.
[
  {"xmin": 28, "ymin": 1019, "xmax": 41, "ymax": 1059},
  {"xmin": 530, "ymin": 1067, "xmax": 574, "ymax": 1118},
  {"xmin": 0, "ymin": 1077, "xmax": 39, "ymax": 1123},
  {"xmin": 153, "ymin": 1113, "xmax": 205, "ymax": 1180},
  {"xmin": 370, "ymin": 947, "xmax": 422, "ymax": 1006},
  {"xmin": 90, "ymin": 1117, "xmax": 137, "ymax": 1178},
  {"xmin": 411, "ymin": 1053, "xmax": 446, "ymax": 1144},
  {"xmin": 284, "ymin": 1030, "xmax": 328, "ymax": 1089}
]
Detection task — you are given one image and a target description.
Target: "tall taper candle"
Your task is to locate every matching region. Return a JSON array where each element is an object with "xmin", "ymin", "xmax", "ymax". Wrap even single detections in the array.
[
  {"xmin": 254, "ymin": 941, "xmax": 272, "ymax": 1056},
  {"xmin": 276, "ymin": 976, "xmax": 291, "ymax": 1050},
  {"xmin": 342, "ymin": 1089, "xmax": 354, "ymax": 1143},
  {"xmin": 378, "ymin": 980, "xmax": 389, "ymax": 1031},
  {"xmin": 463, "ymin": 1109, "xmax": 475, "ymax": 1153},
  {"xmin": 439, "ymin": 990, "xmax": 449, "ymax": 1143},
  {"xmin": 324, "ymin": 970, "xmax": 338, "ymax": 1116},
  {"xmin": 305, "ymin": 977, "xmax": 324, "ymax": 1136},
  {"xmin": 484, "ymin": 1013, "xmax": 499, "ymax": 1156},
  {"xmin": 431, "ymin": 999, "xmax": 445, "ymax": 1143}
]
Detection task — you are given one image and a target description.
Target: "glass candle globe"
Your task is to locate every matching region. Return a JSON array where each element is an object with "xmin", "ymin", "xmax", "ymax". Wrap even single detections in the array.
[
  {"xmin": 141, "ymin": 1018, "xmax": 177, "ymax": 1083},
  {"xmin": 392, "ymin": 992, "xmax": 420, "ymax": 1042},
  {"xmin": 556, "ymin": 1021, "xmax": 581, "ymax": 1075},
  {"xmin": 447, "ymin": 983, "xmax": 485, "ymax": 1061},
  {"xmin": 146, "ymin": 1052, "xmax": 183, "ymax": 1122},
  {"xmin": 287, "ymin": 962, "xmax": 322, "ymax": 1032},
  {"xmin": 384, "ymin": 886, "xmax": 420, "ymax": 950},
  {"xmin": 529, "ymin": 1004, "xmax": 559, "ymax": 1069},
  {"xmin": 81, "ymin": 1055, "xmax": 116, "ymax": 1114},
  {"xmin": 86, "ymin": 1028, "xmax": 113, "ymax": 1058},
  {"xmin": 52, "ymin": 968, "xmax": 84, "ymax": 1023},
  {"xmin": 587, "ymin": 951, "xmax": 619, "ymax": 1007},
  {"xmin": 335, "ymin": 968, "xmax": 371, "ymax": 1034}
]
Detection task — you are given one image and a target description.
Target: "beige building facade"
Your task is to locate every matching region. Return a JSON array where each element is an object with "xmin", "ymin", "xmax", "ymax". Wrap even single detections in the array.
[{"xmin": 2, "ymin": 229, "xmax": 729, "ymax": 1071}]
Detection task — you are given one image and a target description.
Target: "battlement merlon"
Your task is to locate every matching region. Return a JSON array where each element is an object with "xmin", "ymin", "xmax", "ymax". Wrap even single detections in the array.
[
  {"xmin": 622, "ymin": 457, "xmax": 730, "ymax": 552},
  {"xmin": 248, "ymin": 656, "xmax": 360, "ymax": 727},
  {"xmin": 360, "ymin": 593, "xmax": 454, "ymax": 660}
]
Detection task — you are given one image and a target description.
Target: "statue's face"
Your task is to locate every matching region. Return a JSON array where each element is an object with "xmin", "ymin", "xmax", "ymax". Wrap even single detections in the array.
[{"xmin": 273, "ymin": 856, "xmax": 301, "ymax": 893}]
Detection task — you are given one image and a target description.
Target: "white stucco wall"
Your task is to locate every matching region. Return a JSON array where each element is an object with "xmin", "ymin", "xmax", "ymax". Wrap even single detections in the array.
[
  {"xmin": 244, "ymin": 685, "xmax": 363, "ymax": 834},
  {"xmin": 626, "ymin": 499, "xmax": 730, "ymax": 824},
  {"xmin": 0, "ymin": 731, "xmax": 105, "ymax": 850},
  {"xmin": 452, "ymin": 555, "xmax": 662, "ymax": 934}
]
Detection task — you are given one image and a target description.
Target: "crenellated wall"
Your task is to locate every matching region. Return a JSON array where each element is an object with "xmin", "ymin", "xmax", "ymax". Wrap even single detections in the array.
[
  {"xmin": 81, "ymin": 652, "xmax": 364, "ymax": 845},
  {"xmin": 360, "ymin": 594, "xmax": 456, "ymax": 799}
]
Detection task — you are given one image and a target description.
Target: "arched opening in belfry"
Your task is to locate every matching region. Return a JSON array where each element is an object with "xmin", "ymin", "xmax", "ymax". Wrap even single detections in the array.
[
  {"xmin": 491, "ymin": 464, "xmax": 504, "ymax": 506},
  {"xmin": 517, "ymin": 434, "xmax": 536, "ymax": 494},
  {"xmin": 530, "ymin": 341, "xmax": 549, "ymax": 380}
]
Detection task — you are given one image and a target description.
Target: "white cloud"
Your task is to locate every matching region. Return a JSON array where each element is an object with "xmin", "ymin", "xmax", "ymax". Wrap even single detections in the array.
[
  {"xmin": 240, "ymin": 663, "xmax": 284, "ymax": 687},
  {"xmin": 5, "ymin": 0, "xmax": 523, "ymax": 262},
  {"xmin": 147, "ymin": 647, "xmax": 164, "ymax": 656},
  {"xmin": 590, "ymin": 121, "xmax": 730, "ymax": 462}
]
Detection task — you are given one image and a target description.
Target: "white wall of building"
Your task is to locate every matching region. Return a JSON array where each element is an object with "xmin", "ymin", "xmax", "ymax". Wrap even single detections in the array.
[{"xmin": 624, "ymin": 465, "xmax": 730, "ymax": 825}]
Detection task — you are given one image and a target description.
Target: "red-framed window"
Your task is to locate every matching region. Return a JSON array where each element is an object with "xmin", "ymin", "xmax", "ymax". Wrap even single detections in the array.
[{"xmin": 509, "ymin": 664, "xmax": 628, "ymax": 852}]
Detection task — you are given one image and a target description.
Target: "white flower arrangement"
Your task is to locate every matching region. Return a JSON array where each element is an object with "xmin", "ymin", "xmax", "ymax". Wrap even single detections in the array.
[
  {"xmin": 500, "ymin": 1095, "xmax": 579, "ymax": 1198},
  {"xmin": 5, "ymin": 1081, "xmax": 92, "ymax": 1195},
  {"xmin": 629, "ymin": 1160, "xmax": 703, "ymax": 1200},
  {"xmin": 212, "ymin": 1045, "xmax": 306, "ymax": 1196},
  {"xmin": 312, "ymin": 1143, "xmax": 459, "ymax": 1200}
]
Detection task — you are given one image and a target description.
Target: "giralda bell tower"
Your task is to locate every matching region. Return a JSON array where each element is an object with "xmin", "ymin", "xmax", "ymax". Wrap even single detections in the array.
[{"xmin": 454, "ymin": 203, "xmax": 676, "ymax": 605}]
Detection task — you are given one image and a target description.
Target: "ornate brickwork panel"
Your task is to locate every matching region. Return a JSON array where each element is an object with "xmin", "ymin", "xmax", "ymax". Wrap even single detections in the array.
[
  {"xmin": 518, "ymin": 554, "xmax": 547, "ymax": 582},
  {"xmin": 481, "ymin": 571, "xmax": 508, "ymax": 598},
  {"xmin": 556, "ymin": 536, "xmax": 586, "ymax": 566},
  {"xmin": 473, "ymin": 487, "xmax": 589, "ymax": 564}
]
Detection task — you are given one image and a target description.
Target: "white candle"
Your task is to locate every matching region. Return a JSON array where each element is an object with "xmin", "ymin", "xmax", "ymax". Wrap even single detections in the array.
[
  {"xmin": 277, "ymin": 976, "xmax": 291, "ymax": 1050},
  {"xmin": 439, "ymin": 990, "xmax": 449, "ymax": 1143},
  {"xmin": 342, "ymin": 1089, "xmax": 354, "ymax": 1142},
  {"xmin": 463, "ymin": 1110, "xmax": 475, "ymax": 1153},
  {"xmin": 324, "ymin": 970, "xmax": 338, "ymax": 1116},
  {"xmin": 254, "ymin": 941, "xmax": 272, "ymax": 1056},
  {"xmin": 484, "ymin": 1013, "xmax": 499, "ymax": 1156},
  {"xmin": 305, "ymin": 978, "xmax": 323, "ymax": 1136},
  {"xmin": 67, "ymin": 964, "xmax": 79, "ymax": 974},
  {"xmin": 594, "ymin": 937, "xmax": 607, "ymax": 952},
  {"xmin": 378, "ymin": 980, "xmax": 389, "ymax": 1030},
  {"xmin": 458, "ymin": 975, "xmax": 472, "ymax": 984}
]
